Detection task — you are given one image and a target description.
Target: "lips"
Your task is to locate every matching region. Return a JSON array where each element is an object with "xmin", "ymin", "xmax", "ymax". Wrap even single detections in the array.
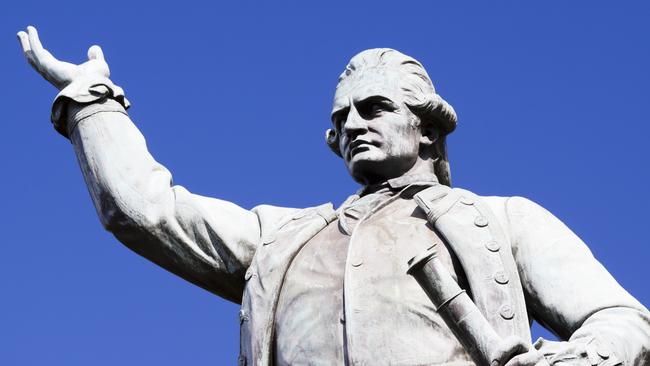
[{"xmin": 347, "ymin": 139, "xmax": 378, "ymax": 159}]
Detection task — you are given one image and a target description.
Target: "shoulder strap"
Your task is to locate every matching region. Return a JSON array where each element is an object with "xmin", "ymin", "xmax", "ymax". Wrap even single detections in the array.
[{"xmin": 414, "ymin": 185, "xmax": 531, "ymax": 342}]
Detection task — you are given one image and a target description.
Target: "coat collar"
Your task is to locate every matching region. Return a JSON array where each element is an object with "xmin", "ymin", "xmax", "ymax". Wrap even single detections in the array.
[
  {"xmin": 357, "ymin": 173, "xmax": 440, "ymax": 196},
  {"xmin": 337, "ymin": 173, "xmax": 440, "ymax": 212}
]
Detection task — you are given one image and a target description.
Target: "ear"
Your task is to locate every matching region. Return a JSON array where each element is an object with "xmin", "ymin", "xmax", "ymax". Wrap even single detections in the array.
[
  {"xmin": 325, "ymin": 128, "xmax": 343, "ymax": 157},
  {"xmin": 419, "ymin": 121, "xmax": 439, "ymax": 147}
]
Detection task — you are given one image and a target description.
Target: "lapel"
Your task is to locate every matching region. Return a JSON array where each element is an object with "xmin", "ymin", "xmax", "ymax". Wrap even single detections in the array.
[{"xmin": 240, "ymin": 203, "xmax": 336, "ymax": 366}]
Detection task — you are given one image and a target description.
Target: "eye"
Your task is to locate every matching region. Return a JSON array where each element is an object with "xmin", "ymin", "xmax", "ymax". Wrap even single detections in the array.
[
  {"xmin": 369, "ymin": 102, "xmax": 385, "ymax": 116},
  {"xmin": 358, "ymin": 98, "xmax": 395, "ymax": 118}
]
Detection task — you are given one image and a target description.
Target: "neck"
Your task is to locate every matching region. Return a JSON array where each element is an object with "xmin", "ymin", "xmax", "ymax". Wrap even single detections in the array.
[
  {"xmin": 396, "ymin": 157, "xmax": 436, "ymax": 180},
  {"xmin": 356, "ymin": 156, "xmax": 436, "ymax": 186}
]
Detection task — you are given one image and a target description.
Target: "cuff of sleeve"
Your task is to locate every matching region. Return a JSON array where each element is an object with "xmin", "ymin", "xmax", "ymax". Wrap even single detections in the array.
[
  {"xmin": 51, "ymin": 76, "xmax": 131, "ymax": 138},
  {"xmin": 534, "ymin": 337, "xmax": 622, "ymax": 366},
  {"xmin": 66, "ymin": 98, "xmax": 129, "ymax": 138}
]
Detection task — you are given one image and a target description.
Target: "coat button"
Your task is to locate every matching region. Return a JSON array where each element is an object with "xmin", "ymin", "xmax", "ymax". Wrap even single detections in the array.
[
  {"xmin": 460, "ymin": 196, "xmax": 474, "ymax": 205},
  {"xmin": 485, "ymin": 241, "xmax": 500, "ymax": 252},
  {"xmin": 494, "ymin": 271, "xmax": 509, "ymax": 284},
  {"xmin": 597, "ymin": 346, "xmax": 610, "ymax": 359},
  {"xmin": 244, "ymin": 268, "xmax": 254, "ymax": 280},
  {"xmin": 239, "ymin": 309, "xmax": 249, "ymax": 324},
  {"xmin": 500, "ymin": 304, "xmax": 515, "ymax": 320},
  {"xmin": 474, "ymin": 216, "xmax": 488, "ymax": 227},
  {"xmin": 351, "ymin": 259, "xmax": 363, "ymax": 267}
]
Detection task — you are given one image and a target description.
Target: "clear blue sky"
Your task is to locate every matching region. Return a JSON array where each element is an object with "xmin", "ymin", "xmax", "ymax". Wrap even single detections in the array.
[{"xmin": 2, "ymin": 1, "xmax": 649, "ymax": 364}]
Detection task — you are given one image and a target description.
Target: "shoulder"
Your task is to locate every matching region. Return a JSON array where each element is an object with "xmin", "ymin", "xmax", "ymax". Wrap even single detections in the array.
[
  {"xmin": 252, "ymin": 204, "xmax": 303, "ymax": 223},
  {"xmin": 452, "ymin": 188, "xmax": 554, "ymax": 230},
  {"xmin": 252, "ymin": 202, "xmax": 335, "ymax": 242},
  {"xmin": 454, "ymin": 188, "xmax": 546, "ymax": 217},
  {"xmin": 251, "ymin": 205, "xmax": 302, "ymax": 241},
  {"xmin": 468, "ymin": 191, "xmax": 584, "ymax": 253}
]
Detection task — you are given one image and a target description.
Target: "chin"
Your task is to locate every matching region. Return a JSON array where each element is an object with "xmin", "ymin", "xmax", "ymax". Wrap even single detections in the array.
[
  {"xmin": 347, "ymin": 158, "xmax": 389, "ymax": 185},
  {"xmin": 346, "ymin": 152, "xmax": 420, "ymax": 185}
]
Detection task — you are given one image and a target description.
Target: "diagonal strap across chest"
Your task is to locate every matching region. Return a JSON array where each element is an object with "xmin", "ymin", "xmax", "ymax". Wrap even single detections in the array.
[{"xmin": 414, "ymin": 185, "xmax": 532, "ymax": 342}]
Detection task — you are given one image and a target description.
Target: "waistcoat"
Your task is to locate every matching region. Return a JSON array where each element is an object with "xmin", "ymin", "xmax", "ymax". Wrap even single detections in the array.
[{"xmin": 238, "ymin": 184, "xmax": 531, "ymax": 366}]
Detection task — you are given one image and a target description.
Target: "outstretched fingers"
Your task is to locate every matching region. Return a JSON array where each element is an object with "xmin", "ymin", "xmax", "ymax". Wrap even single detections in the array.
[
  {"xmin": 26, "ymin": 25, "xmax": 49, "ymax": 54},
  {"xmin": 17, "ymin": 31, "xmax": 31, "ymax": 53},
  {"xmin": 17, "ymin": 30, "xmax": 37, "ymax": 68},
  {"xmin": 17, "ymin": 25, "xmax": 76, "ymax": 89},
  {"xmin": 26, "ymin": 26, "xmax": 59, "ymax": 66}
]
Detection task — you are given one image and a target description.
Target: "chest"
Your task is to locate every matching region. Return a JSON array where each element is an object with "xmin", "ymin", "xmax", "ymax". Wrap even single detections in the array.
[
  {"xmin": 271, "ymin": 198, "xmax": 471, "ymax": 365},
  {"xmin": 343, "ymin": 197, "xmax": 463, "ymax": 286},
  {"xmin": 239, "ymin": 189, "xmax": 529, "ymax": 366},
  {"xmin": 342, "ymin": 199, "xmax": 471, "ymax": 365}
]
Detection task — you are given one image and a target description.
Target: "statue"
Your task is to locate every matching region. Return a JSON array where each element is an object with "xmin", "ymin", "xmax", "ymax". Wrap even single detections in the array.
[{"xmin": 17, "ymin": 26, "xmax": 650, "ymax": 365}]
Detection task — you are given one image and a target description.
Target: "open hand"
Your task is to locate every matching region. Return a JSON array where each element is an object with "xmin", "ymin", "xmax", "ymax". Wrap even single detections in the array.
[{"xmin": 17, "ymin": 26, "xmax": 109, "ymax": 90}]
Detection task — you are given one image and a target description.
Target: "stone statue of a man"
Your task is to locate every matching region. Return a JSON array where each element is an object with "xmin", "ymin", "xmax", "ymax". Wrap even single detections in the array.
[{"xmin": 17, "ymin": 26, "xmax": 650, "ymax": 366}]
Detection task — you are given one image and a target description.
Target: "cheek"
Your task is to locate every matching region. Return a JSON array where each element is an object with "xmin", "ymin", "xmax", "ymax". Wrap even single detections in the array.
[
  {"xmin": 338, "ymin": 134, "xmax": 348, "ymax": 153},
  {"xmin": 385, "ymin": 125, "xmax": 420, "ymax": 156}
]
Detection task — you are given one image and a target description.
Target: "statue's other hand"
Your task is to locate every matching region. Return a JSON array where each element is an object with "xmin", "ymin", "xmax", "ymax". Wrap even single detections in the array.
[
  {"xmin": 492, "ymin": 336, "xmax": 551, "ymax": 366},
  {"xmin": 17, "ymin": 26, "xmax": 109, "ymax": 91}
]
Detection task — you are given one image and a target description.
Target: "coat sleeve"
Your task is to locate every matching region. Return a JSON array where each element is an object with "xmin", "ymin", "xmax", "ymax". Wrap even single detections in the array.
[
  {"xmin": 61, "ymin": 85, "xmax": 297, "ymax": 304},
  {"xmin": 503, "ymin": 196, "xmax": 650, "ymax": 365}
]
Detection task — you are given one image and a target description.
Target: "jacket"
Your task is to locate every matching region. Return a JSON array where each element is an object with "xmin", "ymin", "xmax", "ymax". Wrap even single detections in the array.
[
  {"xmin": 239, "ymin": 184, "xmax": 649, "ymax": 365},
  {"xmin": 55, "ymin": 82, "xmax": 650, "ymax": 365}
]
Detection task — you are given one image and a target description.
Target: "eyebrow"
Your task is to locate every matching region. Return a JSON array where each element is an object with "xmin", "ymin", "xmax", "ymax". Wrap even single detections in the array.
[
  {"xmin": 331, "ymin": 95, "xmax": 398, "ymax": 122},
  {"xmin": 357, "ymin": 95, "xmax": 398, "ymax": 110}
]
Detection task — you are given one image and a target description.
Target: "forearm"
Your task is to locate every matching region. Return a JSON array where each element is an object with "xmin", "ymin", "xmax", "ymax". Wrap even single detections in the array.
[
  {"xmin": 531, "ymin": 306, "xmax": 650, "ymax": 365},
  {"xmin": 64, "ymin": 95, "xmax": 261, "ymax": 302},
  {"xmin": 68, "ymin": 98, "xmax": 176, "ymax": 232},
  {"xmin": 569, "ymin": 306, "xmax": 650, "ymax": 365}
]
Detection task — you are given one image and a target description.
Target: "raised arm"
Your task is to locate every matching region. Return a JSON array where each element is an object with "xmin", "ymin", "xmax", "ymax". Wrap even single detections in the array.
[{"xmin": 17, "ymin": 26, "xmax": 294, "ymax": 303}]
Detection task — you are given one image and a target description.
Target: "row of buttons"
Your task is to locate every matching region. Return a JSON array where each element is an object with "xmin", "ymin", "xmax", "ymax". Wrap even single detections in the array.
[{"xmin": 464, "ymin": 195, "xmax": 514, "ymax": 321}]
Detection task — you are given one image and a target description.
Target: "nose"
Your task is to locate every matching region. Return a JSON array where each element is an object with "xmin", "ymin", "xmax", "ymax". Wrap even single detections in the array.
[{"xmin": 342, "ymin": 105, "xmax": 368, "ymax": 137}]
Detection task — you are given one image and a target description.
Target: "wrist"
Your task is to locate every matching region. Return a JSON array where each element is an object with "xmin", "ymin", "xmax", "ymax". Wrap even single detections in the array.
[
  {"xmin": 66, "ymin": 98, "xmax": 128, "ymax": 137},
  {"xmin": 533, "ymin": 337, "xmax": 621, "ymax": 366},
  {"xmin": 51, "ymin": 75, "xmax": 130, "ymax": 138}
]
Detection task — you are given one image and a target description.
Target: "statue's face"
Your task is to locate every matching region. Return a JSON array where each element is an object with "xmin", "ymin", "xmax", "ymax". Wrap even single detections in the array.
[{"xmin": 331, "ymin": 69, "xmax": 422, "ymax": 184}]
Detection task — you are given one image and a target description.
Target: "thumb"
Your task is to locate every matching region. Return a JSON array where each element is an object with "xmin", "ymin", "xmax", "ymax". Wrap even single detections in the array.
[{"xmin": 87, "ymin": 45, "xmax": 104, "ymax": 61}]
